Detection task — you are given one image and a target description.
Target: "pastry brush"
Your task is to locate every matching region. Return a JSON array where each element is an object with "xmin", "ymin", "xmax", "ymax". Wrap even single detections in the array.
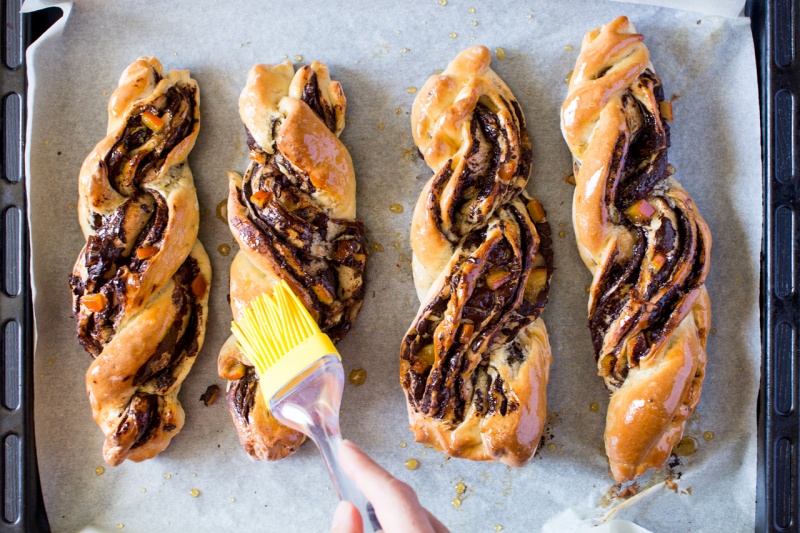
[{"xmin": 232, "ymin": 280, "xmax": 381, "ymax": 532}]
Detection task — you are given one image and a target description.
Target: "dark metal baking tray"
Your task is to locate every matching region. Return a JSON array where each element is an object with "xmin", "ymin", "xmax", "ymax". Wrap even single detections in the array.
[{"xmin": 0, "ymin": 0, "xmax": 787, "ymax": 530}]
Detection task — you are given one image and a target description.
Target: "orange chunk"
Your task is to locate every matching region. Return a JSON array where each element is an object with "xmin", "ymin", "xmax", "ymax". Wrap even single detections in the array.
[
  {"xmin": 141, "ymin": 111, "xmax": 164, "ymax": 132},
  {"xmin": 191, "ymin": 275, "xmax": 207, "ymax": 298},
  {"xmin": 312, "ymin": 284, "xmax": 334, "ymax": 305},
  {"xmin": 524, "ymin": 268, "xmax": 548, "ymax": 300},
  {"xmin": 136, "ymin": 246, "xmax": 158, "ymax": 260},
  {"xmin": 250, "ymin": 190, "xmax": 271, "ymax": 208},
  {"xmin": 485, "ymin": 268, "xmax": 512, "ymax": 290},
  {"xmin": 659, "ymin": 101, "xmax": 673, "ymax": 122},
  {"xmin": 353, "ymin": 253, "xmax": 366, "ymax": 262},
  {"xmin": 458, "ymin": 323, "xmax": 474, "ymax": 344},
  {"xmin": 335, "ymin": 240, "xmax": 357, "ymax": 262},
  {"xmin": 651, "ymin": 253, "xmax": 667, "ymax": 271},
  {"xmin": 624, "ymin": 199, "xmax": 656, "ymax": 224},
  {"xmin": 526, "ymin": 198, "xmax": 545, "ymax": 223},
  {"xmin": 82, "ymin": 293, "xmax": 107, "ymax": 313},
  {"xmin": 418, "ymin": 344, "xmax": 436, "ymax": 366}
]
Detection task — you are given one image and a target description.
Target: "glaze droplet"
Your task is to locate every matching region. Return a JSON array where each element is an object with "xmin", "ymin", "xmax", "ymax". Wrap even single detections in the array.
[
  {"xmin": 348, "ymin": 368, "xmax": 367, "ymax": 386},
  {"xmin": 216, "ymin": 200, "xmax": 227, "ymax": 222},
  {"xmin": 674, "ymin": 436, "xmax": 699, "ymax": 456}
]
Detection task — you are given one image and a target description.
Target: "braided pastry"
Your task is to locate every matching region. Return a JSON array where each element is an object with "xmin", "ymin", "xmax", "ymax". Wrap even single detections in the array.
[
  {"xmin": 561, "ymin": 17, "xmax": 712, "ymax": 482},
  {"xmin": 401, "ymin": 46, "xmax": 554, "ymax": 466},
  {"xmin": 69, "ymin": 57, "xmax": 211, "ymax": 466},
  {"xmin": 218, "ymin": 61, "xmax": 366, "ymax": 460}
]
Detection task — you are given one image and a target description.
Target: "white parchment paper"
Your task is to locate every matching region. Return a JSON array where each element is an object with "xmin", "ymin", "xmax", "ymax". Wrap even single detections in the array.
[{"xmin": 26, "ymin": 1, "xmax": 761, "ymax": 531}]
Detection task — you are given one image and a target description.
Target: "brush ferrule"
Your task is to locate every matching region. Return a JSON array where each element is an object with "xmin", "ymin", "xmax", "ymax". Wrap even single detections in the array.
[{"xmin": 258, "ymin": 332, "xmax": 340, "ymax": 402}]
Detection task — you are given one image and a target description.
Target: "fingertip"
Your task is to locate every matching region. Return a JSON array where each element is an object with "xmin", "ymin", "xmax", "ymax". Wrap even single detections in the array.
[{"xmin": 330, "ymin": 501, "xmax": 362, "ymax": 533}]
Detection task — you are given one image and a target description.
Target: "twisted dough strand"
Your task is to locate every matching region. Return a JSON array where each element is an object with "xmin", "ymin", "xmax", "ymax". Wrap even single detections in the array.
[
  {"xmin": 401, "ymin": 46, "xmax": 553, "ymax": 466},
  {"xmin": 70, "ymin": 58, "xmax": 211, "ymax": 466},
  {"xmin": 561, "ymin": 17, "xmax": 711, "ymax": 482},
  {"xmin": 218, "ymin": 61, "xmax": 366, "ymax": 460}
]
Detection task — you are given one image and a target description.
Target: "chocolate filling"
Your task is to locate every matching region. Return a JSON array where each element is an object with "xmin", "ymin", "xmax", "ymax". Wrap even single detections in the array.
[
  {"xmin": 587, "ymin": 69, "xmax": 709, "ymax": 389},
  {"xmin": 401, "ymin": 201, "xmax": 553, "ymax": 424},
  {"xmin": 108, "ymin": 256, "xmax": 205, "ymax": 450},
  {"xmin": 229, "ymin": 366, "xmax": 260, "ymax": 425},
  {"xmin": 429, "ymin": 102, "xmax": 531, "ymax": 244},
  {"xmin": 70, "ymin": 83, "xmax": 198, "ymax": 356},
  {"xmin": 234, "ymin": 78, "xmax": 366, "ymax": 344}
]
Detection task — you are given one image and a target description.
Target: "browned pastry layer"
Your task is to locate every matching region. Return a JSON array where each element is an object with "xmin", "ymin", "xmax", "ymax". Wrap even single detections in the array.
[
  {"xmin": 561, "ymin": 17, "xmax": 711, "ymax": 482},
  {"xmin": 218, "ymin": 61, "xmax": 366, "ymax": 461},
  {"xmin": 401, "ymin": 46, "xmax": 553, "ymax": 466},
  {"xmin": 70, "ymin": 57, "xmax": 210, "ymax": 466}
]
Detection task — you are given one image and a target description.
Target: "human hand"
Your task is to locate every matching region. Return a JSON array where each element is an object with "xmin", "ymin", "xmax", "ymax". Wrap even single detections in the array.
[{"xmin": 330, "ymin": 440, "xmax": 450, "ymax": 533}]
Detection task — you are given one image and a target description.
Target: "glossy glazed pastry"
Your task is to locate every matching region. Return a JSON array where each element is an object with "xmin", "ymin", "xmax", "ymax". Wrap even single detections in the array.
[
  {"xmin": 561, "ymin": 17, "xmax": 711, "ymax": 482},
  {"xmin": 400, "ymin": 46, "xmax": 554, "ymax": 467},
  {"xmin": 69, "ymin": 57, "xmax": 211, "ymax": 466},
  {"xmin": 218, "ymin": 61, "xmax": 366, "ymax": 460}
]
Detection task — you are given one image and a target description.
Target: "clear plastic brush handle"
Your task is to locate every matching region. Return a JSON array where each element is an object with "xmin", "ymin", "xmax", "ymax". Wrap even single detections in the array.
[{"xmin": 270, "ymin": 355, "xmax": 382, "ymax": 532}]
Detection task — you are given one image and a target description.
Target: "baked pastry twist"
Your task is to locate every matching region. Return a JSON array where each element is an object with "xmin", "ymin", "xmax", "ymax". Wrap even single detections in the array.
[
  {"xmin": 561, "ymin": 17, "xmax": 712, "ymax": 482},
  {"xmin": 218, "ymin": 61, "xmax": 366, "ymax": 460},
  {"xmin": 69, "ymin": 57, "xmax": 211, "ymax": 466},
  {"xmin": 401, "ymin": 46, "xmax": 554, "ymax": 466}
]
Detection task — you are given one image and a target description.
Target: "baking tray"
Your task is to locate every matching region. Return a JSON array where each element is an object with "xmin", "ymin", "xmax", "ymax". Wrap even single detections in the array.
[{"xmin": 0, "ymin": 0, "xmax": 788, "ymax": 531}]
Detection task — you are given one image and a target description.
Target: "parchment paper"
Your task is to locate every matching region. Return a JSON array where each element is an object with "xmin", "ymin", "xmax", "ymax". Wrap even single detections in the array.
[{"xmin": 25, "ymin": 1, "xmax": 761, "ymax": 531}]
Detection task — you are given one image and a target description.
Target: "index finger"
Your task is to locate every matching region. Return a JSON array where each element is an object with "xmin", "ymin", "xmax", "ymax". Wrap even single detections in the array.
[{"xmin": 339, "ymin": 440, "xmax": 436, "ymax": 533}]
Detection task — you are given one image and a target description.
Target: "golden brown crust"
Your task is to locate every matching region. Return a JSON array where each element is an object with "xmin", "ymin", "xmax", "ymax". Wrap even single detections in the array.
[
  {"xmin": 407, "ymin": 319, "xmax": 551, "ymax": 466},
  {"xmin": 561, "ymin": 17, "xmax": 712, "ymax": 482},
  {"xmin": 71, "ymin": 58, "xmax": 208, "ymax": 466},
  {"xmin": 402, "ymin": 46, "xmax": 553, "ymax": 467},
  {"xmin": 220, "ymin": 61, "xmax": 365, "ymax": 461},
  {"xmin": 410, "ymin": 46, "xmax": 528, "ymax": 295}
]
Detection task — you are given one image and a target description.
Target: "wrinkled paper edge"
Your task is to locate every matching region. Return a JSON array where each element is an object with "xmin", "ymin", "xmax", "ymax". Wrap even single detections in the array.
[
  {"xmin": 613, "ymin": 0, "xmax": 745, "ymax": 17},
  {"xmin": 21, "ymin": 0, "xmax": 74, "ymax": 354}
]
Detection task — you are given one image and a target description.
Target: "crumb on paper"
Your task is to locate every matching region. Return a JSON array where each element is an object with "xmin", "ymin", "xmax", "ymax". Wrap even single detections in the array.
[
  {"xmin": 200, "ymin": 384, "xmax": 220, "ymax": 406},
  {"xmin": 616, "ymin": 482, "xmax": 640, "ymax": 499}
]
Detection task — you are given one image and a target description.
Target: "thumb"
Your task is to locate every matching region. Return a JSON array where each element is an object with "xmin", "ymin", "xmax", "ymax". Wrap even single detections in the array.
[{"xmin": 330, "ymin": 500, "xmax": 364, "ymax": 533}]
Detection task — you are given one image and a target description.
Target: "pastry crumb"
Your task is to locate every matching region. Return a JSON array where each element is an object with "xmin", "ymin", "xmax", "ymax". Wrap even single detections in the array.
[{"xmin": 200, "ymin": 384, "xmax": 220, "ymax": 406}]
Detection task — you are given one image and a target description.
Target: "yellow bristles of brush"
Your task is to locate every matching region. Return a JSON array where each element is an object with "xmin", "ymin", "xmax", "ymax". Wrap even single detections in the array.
[{"xmin": 231, "ymin": 280, "xmax": 339, "ymax": 402}]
